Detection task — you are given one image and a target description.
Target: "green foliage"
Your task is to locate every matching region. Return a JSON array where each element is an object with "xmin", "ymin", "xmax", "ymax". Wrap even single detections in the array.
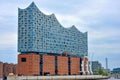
[
  {"xmin": 98, "ymin": 69, "xmax": 104, "ymax": 75},
  {"xmin": 93, "ymin": 69, "xmax": 109, "ymax": 76}
]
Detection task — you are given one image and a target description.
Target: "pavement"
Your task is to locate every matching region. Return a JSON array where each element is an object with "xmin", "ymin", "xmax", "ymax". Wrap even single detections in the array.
[{"xmin": 7, "ymin": 75, "xmax": 110, "ymax": 80}]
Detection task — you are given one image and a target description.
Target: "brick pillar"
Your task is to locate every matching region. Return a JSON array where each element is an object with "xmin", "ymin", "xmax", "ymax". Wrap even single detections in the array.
[{"xmin": 0, "ymin": 62, "xmax": 3, "ymax": 78}]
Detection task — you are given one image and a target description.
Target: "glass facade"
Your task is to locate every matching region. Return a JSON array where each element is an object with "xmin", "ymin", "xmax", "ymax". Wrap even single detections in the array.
[{"xmin": 18, "ymin": 2, "xmax": 88, "ymax": 57}]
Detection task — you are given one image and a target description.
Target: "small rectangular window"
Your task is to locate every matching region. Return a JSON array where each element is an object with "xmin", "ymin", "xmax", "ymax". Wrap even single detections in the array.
[{"xmin": 21, "ymin": 58, "xmax": 26, "ymax": 62}]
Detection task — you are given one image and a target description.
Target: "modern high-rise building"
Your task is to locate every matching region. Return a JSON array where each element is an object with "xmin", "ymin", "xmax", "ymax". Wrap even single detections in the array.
[
  {"xmin": 18, "ymin": 2, "xmax": 88, "ymax": 57},
  {"xmin": 18, "ymin": 2, "xmax": 89, "ymax": 76},
  {"xmin": 91, "ymin": 61, "xmax": 102, "ymax": 74}
]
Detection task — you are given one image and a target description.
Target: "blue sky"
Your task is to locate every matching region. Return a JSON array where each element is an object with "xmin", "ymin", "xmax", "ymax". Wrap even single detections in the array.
[{"xmin": 0, "ymin": 0, "xmax": 120, "ymax": 70}]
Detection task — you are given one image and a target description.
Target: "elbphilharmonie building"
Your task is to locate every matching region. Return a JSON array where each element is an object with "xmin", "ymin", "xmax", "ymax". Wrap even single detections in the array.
[
  {"xmin": 18, "ymin": 2, "xmax": 88, "ymax": 57},
  {"xmin": 18, "ymin": 2, "xmax": 89, "ymax": 76}
]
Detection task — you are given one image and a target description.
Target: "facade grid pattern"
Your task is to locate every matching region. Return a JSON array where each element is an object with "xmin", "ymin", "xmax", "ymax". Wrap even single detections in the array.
[{"xmin": 18, "ymin": 2, "xmax": 88, "ymax": 57}]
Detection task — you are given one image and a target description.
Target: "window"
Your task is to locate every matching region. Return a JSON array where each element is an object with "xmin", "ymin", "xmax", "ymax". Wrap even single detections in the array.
[{"xmin": 21, "ymin": 58, "xmax": 26, "ymax": 62}]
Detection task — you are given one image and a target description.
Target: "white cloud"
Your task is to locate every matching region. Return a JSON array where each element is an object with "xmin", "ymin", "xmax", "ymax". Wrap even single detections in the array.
[
  {"xmin": 0, "ymin": 0, "xmax": 120, "ymax": 69},
  {"xmin": 0, "ymin": 3, "xmax": 18, "ymax": 16},
  {"xmin": 56, "ymin": 14, "xmax": 84, "ymax": 27},
  {"xmin": 88, "ymin": 27, "xmax": 120, "ymax": 40},
  {"xmin": 0, "ymin": 33, "xmax": 17, "ymax": 49}
]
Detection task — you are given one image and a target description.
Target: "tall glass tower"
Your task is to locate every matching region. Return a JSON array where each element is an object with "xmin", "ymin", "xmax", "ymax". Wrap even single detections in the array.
[{"xmin": 18, "ymin": 2, "xmax": 88, "ymax": 57}]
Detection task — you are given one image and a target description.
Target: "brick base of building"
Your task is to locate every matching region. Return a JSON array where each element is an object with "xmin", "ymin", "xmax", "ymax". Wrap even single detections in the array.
[{"xmin": 18, "ymin": 53, "xmax": 88, "ymax": 76}]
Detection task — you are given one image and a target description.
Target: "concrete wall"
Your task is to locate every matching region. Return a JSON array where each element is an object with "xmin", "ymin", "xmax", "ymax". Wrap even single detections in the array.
[
  {"xmin": 7, "ymin": 75, "xmax": 110, "ymax": 80},
  {"xmin": 83, "ymin": 58, "xmax": 88, "ymax": 74}
]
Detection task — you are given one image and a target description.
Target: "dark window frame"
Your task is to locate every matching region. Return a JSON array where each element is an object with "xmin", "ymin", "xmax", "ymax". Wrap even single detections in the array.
[{"xmin": 21, "ymin": 57, "xmax": 26, "ymax": 62}]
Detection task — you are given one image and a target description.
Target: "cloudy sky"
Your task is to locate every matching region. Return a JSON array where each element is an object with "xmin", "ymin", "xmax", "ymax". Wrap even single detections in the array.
[{"xmin": 0, "ymin": 0, "xmax": 120, "ymax": 70}]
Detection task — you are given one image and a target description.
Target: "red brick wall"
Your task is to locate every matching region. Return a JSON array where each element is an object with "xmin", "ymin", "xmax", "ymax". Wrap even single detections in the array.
[
  {"xmin": 18, "ymin": 53, "xmax": 40, "ymax": 76},
  {"xmin": 3, "ymin": 63, "xmax": 15, "ymax": 76},
  {"xmin": 0, "ymin": 62, "xmax": 17, "ymax": 77},
  {"xmin": 70, "ymin": 57, "xmax": 80, "ymax": 75},
  {"xmin": 57, "ymin": 56, "xmax": 68, "ymax": 75},
  {"xmin": 13, "ymin": 64, "xmax": 18, "ymax": 75},
  {"xmin": 42, "ymin": 55, "xmax": 55, "ymax": 75},
  {"xmin": 0, "ymin": 62, "xmax": 3, "ymax": 78},
  {"xmin": 18, "ymin": 53, "xmax": 86, "ymax": 76}
]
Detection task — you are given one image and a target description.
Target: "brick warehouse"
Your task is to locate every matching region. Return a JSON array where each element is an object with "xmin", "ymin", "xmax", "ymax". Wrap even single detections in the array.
[
  {"xmin": 0, "ymin": 62, "xmax": 3, "ymax": 78},
  {"xmin": 18, "ymin": 2, "xmax": 90, "ymax": 76},
  {"xmin": 0, "ymin": 61, "xmax": 17, "ymax": 78},
  {"xmin": 18, "ymin": 54, "xmax": 40, "ymax": 76},
  {"xmin": 18, "ymin": 54, "xmax": 88, "ymax": 76}
]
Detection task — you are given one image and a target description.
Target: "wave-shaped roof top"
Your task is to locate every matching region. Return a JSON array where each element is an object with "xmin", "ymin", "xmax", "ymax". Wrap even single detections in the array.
[{"xmin": 19, "ymin": 2, "xmax": 86, "ymax": 34}]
